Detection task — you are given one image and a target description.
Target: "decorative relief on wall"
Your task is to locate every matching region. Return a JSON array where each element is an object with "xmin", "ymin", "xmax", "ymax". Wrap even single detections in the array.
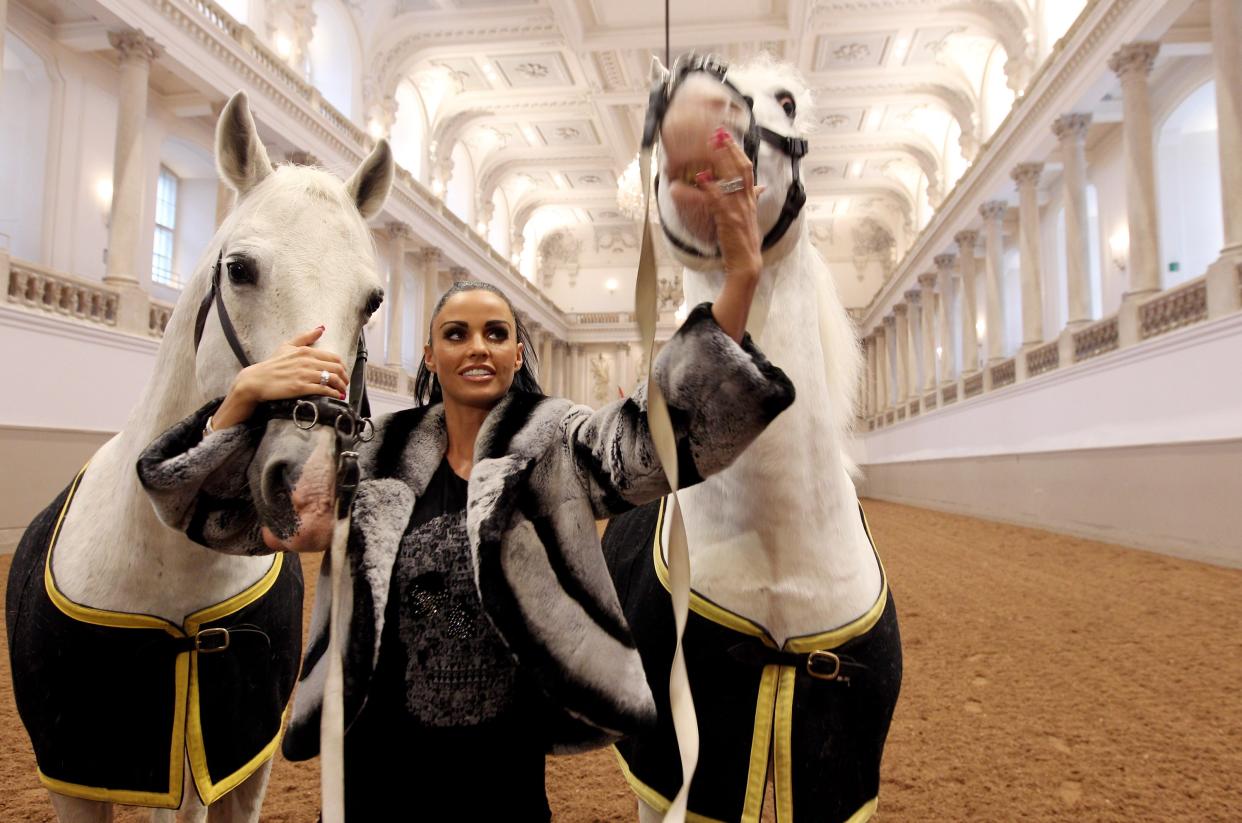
[
  {"xmin": 596, "ymin": 225, "xmax": 639, "ymax": 256},
  {"xmin": 851, "ymin": 217, "xmax": 896, "ymax": 281},
  {"xmin": 657, "ymin": 273, "xmax": 683, "ymax": 311},
  {"xmin": 590, "ymin": 352, "xmax": 612, "ymax": 405},
  {"xmin": 833, "ymin": 43, "xmax": 872, "ymax": 62},
  {"xmin": 537, "ymin": 228, "xmax": 581, "ymax": 288}
]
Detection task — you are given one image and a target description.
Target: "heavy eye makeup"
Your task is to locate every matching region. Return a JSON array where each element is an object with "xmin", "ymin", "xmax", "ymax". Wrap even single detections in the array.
[{"xmin": 439, "ymin": 320, "xmax": 512, "ymax": 343}]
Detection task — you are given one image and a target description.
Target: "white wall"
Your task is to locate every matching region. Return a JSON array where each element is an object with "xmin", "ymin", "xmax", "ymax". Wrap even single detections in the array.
[
  {"xmin": 1157, "ymin": 81, "xmax": 1223, "ymax": 288},
  {"xmin": 855, "ymin": 311, "xmax": 1242, "ymax": 465}
]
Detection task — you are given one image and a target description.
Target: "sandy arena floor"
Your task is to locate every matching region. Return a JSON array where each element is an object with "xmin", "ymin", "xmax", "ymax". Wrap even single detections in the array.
[{"xmin": 3, "ymin": 499, "xmax": 1240, "ymax": 821}]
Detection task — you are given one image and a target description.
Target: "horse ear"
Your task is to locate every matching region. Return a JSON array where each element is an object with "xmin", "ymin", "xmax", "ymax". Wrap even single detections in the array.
[
  {"xmin": 346, "ymin": 138, "xmax": 394, "ymax": 220},
  {"xmin": 215, "ymin": 91, "xmax": 273, "ymax": 196},
  {"xmin": 649, "ymin": 56, "xmax": 670, "ymax": 86}
]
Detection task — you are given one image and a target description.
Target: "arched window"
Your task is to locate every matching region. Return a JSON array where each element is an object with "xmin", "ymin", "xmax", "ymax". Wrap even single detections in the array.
[
  {"xmin": 446, "ymin": 142, "xmax": 475, "ymax": 224},
  {"xmin": 488, "ymin": 189, "xmax": 511, "ymax": 257},
  {"xmin": 0, "ymin": 34, "xmax": 53, "ymax": 263},
  {"xmin": 391, "ymin": 80, "xmax": 426, "ymax": 182},
  {"xmin": 151, "ymin": 137, "xmax": 219, "ymax": 299},
  {"xmin": 979, "ymin": 44, "xmax": 1016, "ymax": 139},
  {"xmin": 1157, "ymin": 80, "xmax": 1222, "ymax": 288},
  {"xmin": 308, "ymin": 0, "xmax": 361, "ymax": 119}
]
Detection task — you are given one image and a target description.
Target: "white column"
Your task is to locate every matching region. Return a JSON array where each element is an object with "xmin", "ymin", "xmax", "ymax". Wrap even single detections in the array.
[
  {"xmin": 917, "ymin": 274, "xmax": 938, "ymax": 391},
  {"xmin": 537, "ymin": 332, "xmax": 554, "ymax": 390},
  {"xmin": 555, "ymin": 342, "xmax": 569, "ymax": 398},
  {"xmin": 934, "ymin": 253, "xmax": 957, "ymax": 384},
  {"xmin": 1011, "ymin": 162, "xmax": 1045, "ymax": 347},
  {"xmin": 893, "ymin": 303, "xmax": 910, "ymax": 403},
  {"xmin": 105, "ymin": 30, "xmax": 162, "ymax": 332},
  {"xmin": 883, "ymin": 316, "xmax": 897, "ymax": 409},
  {"xmin": 954, "ymin": 231, "xmax": 980, "ymax": 374},
  {"xmin": 874, "ymin": 324, "xmax": 889, "ymax": 413},
  {"xmin": 1108, "ymin": 42, "xmax": 1162, "ymax": 296},
  {"xmin": 385, "ymin": 222, "xmax": 412, "ymax": 367},
  {"xmin": 1054, "ymin": 114, "xmax": 1094, "ymax": 327},
  {"xmin": 1212, "ymin": 0, "xmax": 1242, "ymax": 251},
  {"xmin": 417, "ymin": 247, "xmax": 441, "ymax": 354},
  {"xmin": 904, "ymin": 289, "xmax": 922, "ymax": 396},
  {"xmin": 615, "ymin": 342, "xmax": 631, "ymax": 396},
  {"xmin": 569, "ymin": 345, "xmax": 584, "ymax": 404},
  {"xmin": 0, "ymin": 0, "xmax": 7, "ymax": 106},
  {"xmin": 979, "ymin": 200, "xmax": 1009, "ymax": 362},
  {"xmin": 869, "ymin": 332, "xmax": 879, "ymax": 414},
  {"xmin": 1207, "ymin": 0, "xmax": 1242, "ymax": 318}
]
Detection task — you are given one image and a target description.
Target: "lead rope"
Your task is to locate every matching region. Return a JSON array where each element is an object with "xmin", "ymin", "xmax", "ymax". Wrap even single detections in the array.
[
  {"xmin": 635, "ymin": 142, "xmax": 698, "ymax": 823},
  {"xmin": 319, "ymin": 446, "xmax": 359, "ymax": 823}
]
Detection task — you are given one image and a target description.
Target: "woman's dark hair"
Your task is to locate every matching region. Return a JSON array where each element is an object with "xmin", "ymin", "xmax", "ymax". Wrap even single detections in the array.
[{"xmin": 412, "ymin": 280, "xmax": 543, "ymax": 405}]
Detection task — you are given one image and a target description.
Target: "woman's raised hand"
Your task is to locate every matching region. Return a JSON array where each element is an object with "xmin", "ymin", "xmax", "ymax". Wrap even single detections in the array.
[
  {"xmin": 696, "ymin": 128, "xmax": 763, "ymax": 342},
  {"xmin": 211, "ymin": 326, "xmax": 350, "ymax": 430}
]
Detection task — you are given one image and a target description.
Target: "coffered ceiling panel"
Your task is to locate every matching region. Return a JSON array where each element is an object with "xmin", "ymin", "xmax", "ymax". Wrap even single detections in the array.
[
  {"xmin": 589, "ymin": 0, "xmax": 775, "ymax": 28},
  {"xmin": 492, "ymin": 53, "xmax": 573, "ymax": 88},
  {"xmin": 815, "ymin": 108, "xmax": 867, "ymax": 133},
  {"xmin": 567, "ymin": 170, "xmax": 618, "ymax": 189},
  {"xmin": 905, "ymin": 26, "xmax": 967, "ymax": 66},
  {"xmin": 535, "ymin": 120, "xmax": 600, "ymax": 146},
  {"xmin": 429, "ymin": 57, "xmax": 491, "ymax": 92},
  {"xmin": 813, "ymin": 32, "xmax": 896, "ymax": 71}
]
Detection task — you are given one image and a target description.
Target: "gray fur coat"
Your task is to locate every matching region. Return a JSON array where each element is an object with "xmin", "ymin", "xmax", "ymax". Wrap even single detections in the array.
[{"xmin": 137, "ymin": 304, "xmax": 794, "ymax": 758}]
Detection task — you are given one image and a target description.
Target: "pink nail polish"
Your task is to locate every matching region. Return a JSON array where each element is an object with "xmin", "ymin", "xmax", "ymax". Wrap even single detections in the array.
[
  {"xmin": 339, "ymin": 391, "xmax": 346, "ymax": 400},
  {"xmin": 316, "ymin": 324, "xmax": 325, "ymax": 331},
  {"xmin": 696, "ymin": 170, "xmax": 715, "ymax": 184}
]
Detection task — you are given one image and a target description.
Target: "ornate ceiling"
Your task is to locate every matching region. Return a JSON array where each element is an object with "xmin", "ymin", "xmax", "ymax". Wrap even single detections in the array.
[{"xmin": 338, "ymin": 0, "xmax": 1052, "ymax": 308}]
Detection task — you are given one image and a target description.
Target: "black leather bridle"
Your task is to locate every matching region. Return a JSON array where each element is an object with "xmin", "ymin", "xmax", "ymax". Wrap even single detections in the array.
[
  {"xmin": 193, "ymin": 250, "xmax": 373, "ymax": 514},
  {"xmin": 643, "ymin": 53, "xmax": 809, "ymax": 259}
]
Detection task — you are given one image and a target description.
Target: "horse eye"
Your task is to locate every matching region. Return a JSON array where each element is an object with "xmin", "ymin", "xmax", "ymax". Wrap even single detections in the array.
[
  {"xmin": 226, "ymin": 258, "xmax": 257, "ymax": 286},
  {"xmin": 776, "ymin": 92, "xmax": 796, "ymax": 119},
  {"xmin": 365, "ymin": 289, "xmax": 384, "ymax": 317}
]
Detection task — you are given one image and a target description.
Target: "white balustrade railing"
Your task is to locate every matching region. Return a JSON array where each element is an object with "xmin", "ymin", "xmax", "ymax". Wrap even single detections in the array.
[{"xmin": 7, "ymin": 258, "xmax": 119, "ymax": 328}]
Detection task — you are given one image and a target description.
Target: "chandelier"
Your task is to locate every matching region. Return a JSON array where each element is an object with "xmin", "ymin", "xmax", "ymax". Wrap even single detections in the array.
[{"xmin": 616, "ymin": 153, "xmax": 650, "ymax": 221}]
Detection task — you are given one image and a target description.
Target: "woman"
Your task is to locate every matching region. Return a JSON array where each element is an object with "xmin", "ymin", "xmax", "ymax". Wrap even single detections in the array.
[{"xmin": 138, "ymin": 129, "xmax": 792, "ymax": 819}]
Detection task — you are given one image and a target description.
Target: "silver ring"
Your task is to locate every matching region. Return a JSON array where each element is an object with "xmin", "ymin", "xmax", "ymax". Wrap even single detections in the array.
[
  {"xmin": 718, "ymin": 177, "xmax": 745, "ymax": 194},
  {"xmin": 319, "ymin": 369, "xmax": 330, "ymax": 386}
]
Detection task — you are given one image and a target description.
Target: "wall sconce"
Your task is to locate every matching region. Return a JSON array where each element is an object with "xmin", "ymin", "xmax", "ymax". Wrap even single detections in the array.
[
  {"xmin": 975, "ymin": 317, "xmax": 986, "ymax": 345},
  {"xmin": 476, "ymin": 221, "xmax": 488, "ymax": 235},
  {"xmin": 432, "ymin": 179, "xmax": 445, "ymax": 196},
  {"xmin": 1109, "ymin": 226, "xmax": 1129, "ymax": 272},
  {"xmin": 94, "ymin": 178, "xmax": 113, "ymax": 226},
  {"xmin": 605, "ymin": 278, "xmax": 619, "ymax": 293},
  {"xmin": 510, "ymin": 252, "xmax": 521, "ymax": 266},
  {"xmin": 674, "ymin": 299, "xmax": 689, "ymax": 323},
  {"xmin": 367, "ymin": 119, "xmax": 385, "ymax": 140}
]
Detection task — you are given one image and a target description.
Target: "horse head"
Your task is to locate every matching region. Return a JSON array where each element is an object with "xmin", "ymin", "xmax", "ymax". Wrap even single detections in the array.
[
  {"xmin": 195, "ymin": 91, "xmax": 393, "ymax": 553},
  {"xmin": 653, "ymin": 54, "xmax": 811, "ymax": 270}
]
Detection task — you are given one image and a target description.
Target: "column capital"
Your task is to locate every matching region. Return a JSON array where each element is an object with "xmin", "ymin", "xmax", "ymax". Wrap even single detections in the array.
[
  {"xmin": 109, "ymin": 29, "xmax": 163, "ymax": 63},
  {"xmin": 933, "ymin": 253, "xmax": 957, "ymax": 273},
  {"xmin": 903, "ymin": 289, "xmax": 921, "ymax": 305},
  {"xmin": 417, "ymin": 246, "xmax": 441, "ymax": 265},
  {"xmin": 979, "ymin": 200, "xmax": 1008, "ymax": 221},
  {"xmin": 1052, "ymin": 113, "xmax": 1092, "ymax": 142},
  {"xmin": 449, "ymin": 265, "xmax": 470, "ymax": 282},
  {"xmin": 386, "ymin": 221, "xmax": 414, "ymax": 241},
  {"xmin": 1010, "ymin": 162, "xmax": 1044, "ymax": 188},
  {"xmin": 1108, "ymin": 42, "xmax": 1160, "ymax": 81},
  {"xmin": 954, "ymin": 229, "xmax": 979, "ymax": 251},
  {"xmin": 917, "ymin": 272, "xmax": 937, "ymax": 289},
  {"xmin": 872, "ymin": 324, "xmax": 887, "ymax": 338},
  {"xmin": 885, "ymin": 311, "xmax": 899, "ymax": 323}
]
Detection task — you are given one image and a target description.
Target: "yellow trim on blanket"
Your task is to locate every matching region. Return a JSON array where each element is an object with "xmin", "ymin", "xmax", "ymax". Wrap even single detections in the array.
[
  {"xmin": 611, "ymin": 747, "xmax": 730, "ymax": 823},
  {"xmin": 652, "ymin": 498, "xmax": 772, "ymax": 644},
  {"xmin": 773, "ymin": 666, "xmax": 797, "ymax": 822},
  {"xmin": 846, "ymin": 798, "xmax": 879, "ymax": 822},
  {"xmin": 653, "ymin": 498, "xmax": 889, "ymax": 653},
  {"xmin": 37, "ymin": 462, "xmax": 283, "ymax": 807},
  {"xmin": 740, "ymin": 665, "xmax": 779, "ymax": 822}
]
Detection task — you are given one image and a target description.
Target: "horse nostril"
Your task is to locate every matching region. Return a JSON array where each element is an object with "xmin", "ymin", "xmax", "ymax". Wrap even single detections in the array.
[{"xmin": 261, "ymin": 459, "xmax": 298, "ymax": 509}]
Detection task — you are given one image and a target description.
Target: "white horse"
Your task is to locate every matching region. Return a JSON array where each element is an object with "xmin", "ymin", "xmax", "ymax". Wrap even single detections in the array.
[
  {"xmin": 5, "ymin": 91, "xmax": 393, "ymax": 822},
  {"xmin": 605, "ymin": 56, "xmax": 901, "ymax": 822}
]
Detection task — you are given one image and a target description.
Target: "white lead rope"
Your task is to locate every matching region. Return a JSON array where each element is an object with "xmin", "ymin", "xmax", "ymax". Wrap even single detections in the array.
[
  {"xmin": 634, "ymin": 144, "xmax": 699, "ymax": 823},
  {"xmin": 320, "ymin": 488, "xmax": 352, "ymax": 822}
]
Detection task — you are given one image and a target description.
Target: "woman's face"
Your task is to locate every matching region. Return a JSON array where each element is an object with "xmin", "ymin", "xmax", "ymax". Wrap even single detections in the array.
[{"xmin": 424, "ymin": 289, "xmax": 524, "ymax": 409}]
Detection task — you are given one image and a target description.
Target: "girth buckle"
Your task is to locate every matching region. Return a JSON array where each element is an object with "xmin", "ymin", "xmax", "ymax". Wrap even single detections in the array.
[
  {"xmin": 195, "ymin": 627, "xmax": 231, "ymax": 653},
  {"xmin": 806, "ymin": 649, "xmax": 842, "ymax": 681}
]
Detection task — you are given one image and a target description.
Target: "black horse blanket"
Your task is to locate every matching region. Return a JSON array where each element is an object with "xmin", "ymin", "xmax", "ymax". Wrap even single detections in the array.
[
  {"xmin": 5, "ymin": 467, "xmax": 303, "ymax": 809},
  {"xmin": 602, "ymin": 499, "xmax": 902, "ymax": 823}
]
